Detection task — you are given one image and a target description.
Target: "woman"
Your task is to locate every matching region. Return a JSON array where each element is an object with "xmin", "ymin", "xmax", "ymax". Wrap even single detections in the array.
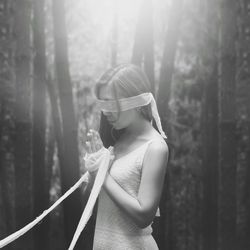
[{"xmin": 86, "ymin": 64, "xmax": 169, "ymax": 249}]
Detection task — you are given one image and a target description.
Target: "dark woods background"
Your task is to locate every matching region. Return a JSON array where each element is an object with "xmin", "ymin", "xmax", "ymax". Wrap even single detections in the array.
[{"xmin": 0, "ymin": 0, "xmax": 249, "ymax": 249}]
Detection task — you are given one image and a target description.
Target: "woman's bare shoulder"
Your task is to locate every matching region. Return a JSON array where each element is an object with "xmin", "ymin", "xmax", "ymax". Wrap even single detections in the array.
[
  {"xmin": 148, "ymin": 138, "xmax": 168, "ymax": 156},
  {"xmin": 148, "ymin": 130, "xmax": 168, "ymax": 148},
  {"xmin": 141, "ymin": 134, "xmax": 169, "ymax": 181},
  {"xmin": 143, "ymin": 131, "xmax": 169, "ymax": 164}
]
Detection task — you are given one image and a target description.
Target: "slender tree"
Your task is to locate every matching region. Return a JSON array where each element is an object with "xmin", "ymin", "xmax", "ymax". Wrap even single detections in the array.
[
  {"xmin": 157, "ymin": 0, "xmax": 183, "ymax": 131},
  {"xmin": 45, "ymin": 108, "xmax": 54, "ymax": 195},
  {"xmin": 131, "ymin": 0, "xmax": 158, "ymax": 242},
  {"xmin": 46, "ymin": 75, "xmax": 65, "ymax": 184},
  {"xmin": 142, "ymin": 0, "xmax": 154, "ymax": 94},
  {"xmin": 201, "ymin": 0, "xmax": 219, "ymax": 249},
  {"xmin": 236, "ymin": 1, "xmax": 250, "ymax": 249},
  {"xmin": 47, "ymin": 73, "xmax": 93, "ymax": 249},
  {"xmin": 32, "ymin": 0, "xmax": 49, "ymax": 249},
  {"xmin": 52, "ymin": 0, "xmax": 83, "ymax": 247},
  {"xmin": 111, "ymin": 0, "xmax": 118, "ymax": 67},
  {"xmin": 0, "ymin": 1, "xmax": 16, "ymax": 247},
  {"xmin": 13, "ymin": 0, "xmax": 33, "ymax": 249},
  {"xmin": 218, "ymin": 0, "xmax": 237, "ymax": 249},
  {"xmin": 131, "ymin": 0, "xmax": 155, "ymax": 93},
  {"xmin": 246, "ymin": 95, "xmax": 250, "ymax": 250},
  {"xmin": 156, "ymin": 0, "xmax": 183, "ymax": 249},
  {"xmin": 131, "ymin": 2, "xmax": 145, "ymax": 65}
]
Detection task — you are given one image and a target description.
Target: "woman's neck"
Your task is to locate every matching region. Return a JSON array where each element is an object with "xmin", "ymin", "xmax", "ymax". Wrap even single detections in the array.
[{"xmin": 123, "ymin": 117, "xmax": 152, "ymax": 139}]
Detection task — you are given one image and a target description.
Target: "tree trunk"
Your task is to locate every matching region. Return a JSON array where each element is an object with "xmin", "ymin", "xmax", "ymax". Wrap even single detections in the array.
[
  {"xmin": 202, "ymin": 60, "xmax": 219, "ymax": 250},
  {"xmin": 13, "ymin": 0, "xmax": 33, "ymax": 249},
  {"xmin": 201, "ymin": 0, "xmax": 219, "ymax": 249},
  {"xmin": 0, "ymin": 1, "xmax": 16, "ymax": 248},
  {"xmin": 44, "ymin": 104, "xmax": 55, "ymax": 243},
  {"xmin": 52, "ymin": 0, "xmax": 83, "ymax": 247},
  {"xmin": 157, "ymin": 0, "xmax": 183, "ymax": 134},
  {"xmin": 131, "ymin": 0, "xmax": 155, "ymax": 93},
  {"xmin": 246, "ymin": 90, "xmax": 250, "ymax": 249},
  {"xmin": 32, "ymin": 0, "xmax": 48, "ymax": 249},
  {"xmin": 111, "ymin": 1, "xmax": 118, "ymax": 67},
  {"xmin": 218, "ymin": 0, "xmax": 237, "ymax": 249},
  {"xmin": 46, "ymin": 74, "xmax": 64, "ymax": 164},
  {"xmin": 45, "ymin": 104, "xmax": 55, "ymax": 197},
  {"xmin": 236, "ymin": 1, "xmax": 250, "ymax": 249},
  {"xmin": 142, "ymin": 0, "xmax": 154, "ymax": 94},
  {"xmin": 246, "ymin": 101, "xmax": 250, "ymax": 250},
  {"xmin": 47, "ymin": 72, "xmax": 93, "ymax": 248},
  {"xmin": 156, "ymin": 1, "xmax": 183, "ymax": 249},
  {"xmin": 131, "ymin": 0, "xmax": 157, "ymax": 241}
]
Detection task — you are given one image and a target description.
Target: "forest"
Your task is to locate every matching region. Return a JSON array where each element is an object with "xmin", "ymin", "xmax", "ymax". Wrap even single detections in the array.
[{"xmin": 0, "ymin": 0, "xmax": 249, "ymax": 249}]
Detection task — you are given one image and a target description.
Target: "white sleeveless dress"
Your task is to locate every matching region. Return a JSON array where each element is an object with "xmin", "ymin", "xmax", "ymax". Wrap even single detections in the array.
[{"xmin": 93, "ymin": 140, "xmax": 163, "ymax": 250}]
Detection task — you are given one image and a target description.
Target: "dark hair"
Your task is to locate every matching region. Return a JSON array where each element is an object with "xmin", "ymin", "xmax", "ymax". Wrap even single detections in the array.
[{"xmin": 95, "ymin": 64, "xmax": 155, "ymax": 147}]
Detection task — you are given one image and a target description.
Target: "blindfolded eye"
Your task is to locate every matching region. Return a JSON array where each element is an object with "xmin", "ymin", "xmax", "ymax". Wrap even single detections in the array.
[{"xmin": 97, "ymin": 99, "xmax": 120, "ymax": 112}]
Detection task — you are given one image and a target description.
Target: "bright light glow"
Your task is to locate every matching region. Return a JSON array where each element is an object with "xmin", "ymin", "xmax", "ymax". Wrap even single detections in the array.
[
  {"xmin": 66, "ymin": 0, "xmax": 142, "ymax": 77},
  {"xmin": 88, "ymin": 0, "xmax": 141, "ymax": 35},
  {"xmin": 66, "ymin": 0, "xmax": 169, "ymax": 79}
]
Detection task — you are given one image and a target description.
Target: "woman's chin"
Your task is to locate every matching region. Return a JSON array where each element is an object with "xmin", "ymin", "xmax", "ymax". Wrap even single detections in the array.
[
  {"xmin": 111, "ymin": 123, "xmax": 123, "ymax": 130},
  {"xmin": 111, "ymin": 122, "xmax": 118, "ymax": 129}
]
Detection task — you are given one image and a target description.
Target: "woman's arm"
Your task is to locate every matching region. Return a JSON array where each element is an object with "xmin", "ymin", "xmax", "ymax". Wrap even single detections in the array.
[{"xmin": 103, "ymin": 141, "xmax": 169, "ymax": 228}]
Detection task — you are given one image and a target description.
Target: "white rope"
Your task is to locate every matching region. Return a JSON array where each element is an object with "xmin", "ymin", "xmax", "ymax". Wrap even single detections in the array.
[
  {"xmin": 0, "ymin": 172, "xmax": 90, "ymax": 248},
  {"xmin": 68, "ymin": 147, "xmax": 112, "ymax": 249},
  {"xmin": 0, "ymin": 146, "xmax": 113, "ymax": 249}
]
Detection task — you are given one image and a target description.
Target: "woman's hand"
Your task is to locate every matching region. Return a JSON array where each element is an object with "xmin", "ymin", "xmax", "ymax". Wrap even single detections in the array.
[
  {"xmin": 85, "ymin": 129, "xmax": 103, "ymax": 154},
  {"xmin": 85, "ymin": 129, "xmax": 104, "ymax": 179}
]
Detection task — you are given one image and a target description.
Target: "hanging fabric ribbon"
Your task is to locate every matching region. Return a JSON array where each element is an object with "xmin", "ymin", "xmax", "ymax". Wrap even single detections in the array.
[
  {"xmin": 0, "ymin": 146, "xmax": 114, "ymax": 249},
  {"xmin": 0, "ymin": 174, "xmax": 88, "ymax": 248},
  {"xmin": 68, "ymin": 146, "xmax": 114, "ymax": 249}
]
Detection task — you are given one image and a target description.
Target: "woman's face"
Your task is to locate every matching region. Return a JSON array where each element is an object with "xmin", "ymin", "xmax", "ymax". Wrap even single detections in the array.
[{"xmin": 98, "ymin": 84, "xmax": 137, "ymax": 130}]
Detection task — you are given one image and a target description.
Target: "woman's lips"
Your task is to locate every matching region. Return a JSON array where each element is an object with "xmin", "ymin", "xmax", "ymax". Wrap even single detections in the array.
[
  {"xmin": 106, "ymin": 115, "xmax": 116, "ymax": 123},
  {"xmin": 107, "ymin": 118, "xmax": 117, "ymax": 125}
]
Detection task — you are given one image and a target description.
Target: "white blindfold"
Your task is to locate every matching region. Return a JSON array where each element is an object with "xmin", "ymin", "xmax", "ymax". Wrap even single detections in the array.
[{"xmin": 97, "ymin": 92, "xmax": 167, "ymax": 139}]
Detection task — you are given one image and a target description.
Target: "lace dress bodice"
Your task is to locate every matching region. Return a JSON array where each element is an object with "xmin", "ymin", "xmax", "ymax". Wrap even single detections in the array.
[{"xmin": 93, "ymin": 140, "xmax": 163, "ymax": 250}]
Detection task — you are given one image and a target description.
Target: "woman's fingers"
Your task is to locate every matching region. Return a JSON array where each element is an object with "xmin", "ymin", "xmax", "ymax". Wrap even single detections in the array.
[
  {"xmin": 87, "ymin": 130, "xmax": 96, "ymax": 152},
  {"xmin": 92, "ymin": 130, "xmax": 99, "ymax": 149},
  {"xmin": 86, "ymin": 129, "xmax": 104, "ymax": 153},
  {"xmin": 91, "ymin": 130, "xmax": 102, "ymax": 150},
  {"xmin": 89, "ymin": 130, "xmax": 96, "ymax": 149},
  {"xmin": 86, "ymin": 130, "xmax": 94, "ymax": 152},
  {"xmin": 94, "ymin": 131, "xmax": 103, "ymax": 150},
  {"xmin": 86, "ymin": 141, "xmax": 91, "ymax": 153},
  {"xmin": 90, "ymin": 130, "xmax": 98, "ymax": 152}
]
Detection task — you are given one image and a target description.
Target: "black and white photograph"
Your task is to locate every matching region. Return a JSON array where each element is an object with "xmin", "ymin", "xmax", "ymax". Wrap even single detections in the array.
[{"xmin": 0, "ymin": 0, "xmax": 249, "ymax": 250}]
